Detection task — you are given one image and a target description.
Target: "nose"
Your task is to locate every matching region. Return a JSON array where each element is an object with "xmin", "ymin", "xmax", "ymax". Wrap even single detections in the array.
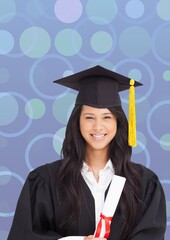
[{"xmin": 93, "ymin": 119, "xmax": 103, "ymax": 131}]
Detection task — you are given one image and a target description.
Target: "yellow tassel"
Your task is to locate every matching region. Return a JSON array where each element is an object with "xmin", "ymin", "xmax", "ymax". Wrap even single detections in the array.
[{"xmin": 128, "ymin": 79, "xmax": 136, "ymax": 147}]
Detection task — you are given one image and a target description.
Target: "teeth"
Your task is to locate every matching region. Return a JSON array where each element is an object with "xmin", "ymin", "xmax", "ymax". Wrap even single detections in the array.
[{"xmin": 91, "ymin": 134, "xmax": 105, "ymax": 139}]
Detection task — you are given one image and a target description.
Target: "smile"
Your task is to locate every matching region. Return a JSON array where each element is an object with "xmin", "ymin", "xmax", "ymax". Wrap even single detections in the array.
[{"xmin": 90, "ymin": 134, "xmax": 106, "ymax": 140}]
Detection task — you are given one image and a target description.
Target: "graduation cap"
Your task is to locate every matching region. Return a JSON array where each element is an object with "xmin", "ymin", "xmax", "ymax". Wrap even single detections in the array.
[{"xmin": 53, "ymin": 65, "xmax": 142, "ymax": 147}]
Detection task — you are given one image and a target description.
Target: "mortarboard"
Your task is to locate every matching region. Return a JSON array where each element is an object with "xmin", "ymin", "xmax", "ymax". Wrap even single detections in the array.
[{"xmin": 53, "ymin": 65, "xmax": 143, "ymax": 147}]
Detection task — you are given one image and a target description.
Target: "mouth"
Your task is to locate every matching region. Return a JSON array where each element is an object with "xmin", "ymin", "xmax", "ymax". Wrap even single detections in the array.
[{"xmin": 90, "ymin": 134, "xmax": 107, "ymax": 140}]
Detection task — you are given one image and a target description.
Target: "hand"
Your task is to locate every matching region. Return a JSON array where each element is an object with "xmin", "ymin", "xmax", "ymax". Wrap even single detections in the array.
[{"xmin": 84, "ymin": 236, "xmax": 107, "ymax": 240}]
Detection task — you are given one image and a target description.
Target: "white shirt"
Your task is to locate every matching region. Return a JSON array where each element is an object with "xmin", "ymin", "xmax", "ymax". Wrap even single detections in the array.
[{"xmin": 59, "ymin": 160, "xmax": 114, "ymax": 240}]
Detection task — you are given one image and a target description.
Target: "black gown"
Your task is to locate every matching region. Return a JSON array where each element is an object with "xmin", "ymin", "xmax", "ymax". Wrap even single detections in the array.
[{"xmin": 7, "ymin": 160, "xmax": 166, "ymax": 240}]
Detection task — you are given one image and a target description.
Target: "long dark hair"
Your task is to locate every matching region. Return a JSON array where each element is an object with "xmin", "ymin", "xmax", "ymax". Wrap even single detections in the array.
[{"xmin": 56, "ymin": 104, "xmax": 141, "ymax": 238}]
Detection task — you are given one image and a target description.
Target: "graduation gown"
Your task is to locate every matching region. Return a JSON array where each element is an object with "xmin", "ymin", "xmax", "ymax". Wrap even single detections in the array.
[{"xmin": 7, "ymin": 160, "xmax": 166, "ymax": 240}]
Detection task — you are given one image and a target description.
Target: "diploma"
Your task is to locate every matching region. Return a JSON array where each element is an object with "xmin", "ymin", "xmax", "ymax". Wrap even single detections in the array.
[{"xmin": 94, "ymin": 175, "xmax": 126, "ymax": 238}]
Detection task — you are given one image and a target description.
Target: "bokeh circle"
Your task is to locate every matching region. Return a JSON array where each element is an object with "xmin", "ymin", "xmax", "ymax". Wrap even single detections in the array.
[
  {"xmin": 156, "ymin": 0, "xmax": 170, "ymax": 21},
  {"xmin": 0, "ymin": 93, "xmax": 18, "ymax": 126},
  {"xmin": 132, "ymin": 140, "xmax": 151, "ymax": 168},
  {"xmin": 91, "ymin": 31, "xmax": 113, "ymax": 54},
  {"xmin": 0, "ymin": 30, "xmax": 14, "ymax": 55},
  {"xmin": 25, "ymin": 133, "xmax": 56, "ymax": 171},
  {"xmin": 163, "ymin": 70, "xmax": 170, "ymax": 81},
  {"xmin": 20, "ymin": 27, "xmax": 51, "ymax": 58},
  {"xmin": 26, "ymin": 0, "xmax": 45, "ymax": 19},
  {"xmin": 86, "ymin": 0, "xmax": 117, "ymax": 25},
  {"xmin": 55, "ymin": 28, "xmax": 82, "ymax": 56},
  {"xmin": 52, "ymin": 93, "xmax": 76, "ymax": 124},
  {"xmin": 118, "ymin": 0, "xmax": 155, "ymax": 24},
  {"xmin": 0, "ymin": 166, "xmax": 11, "ymax": 185},
  {"xmin": 54, "ymin": 0, "xmax": 83, "ymax": 23},
  {"xmin": 74, "ymin": 18, "xmax": 117, "ymax": 61},
  {"xmin": 29, "ymin": 54, "xmax": 74, "ymax": 99},
  {"xmin": 0, "ymin": 171, "xmax": 24, "ymax": 217},
  {"xmin": 0, "ymin": 92, "xmax": 32, "ymax": 138},
  {"xmin": 115, "ymin": 59, "xmax": 154, "ymax": 103},
  {"xmin": 119, "ymin": 26, "xmax": 151, "ymax": 58},
  {"xmin": 152, "ymin": 22, "xmax": 170, "ymax": 65},
  {"xmin": 147, "ymin": 100, "xmax": 170, "ymax": 146},
  {"xmin": 0, "ymin": 0, "xmax": 16, "ymax": 23},
  {"xmin": 53, "ymin": 127, "xmax": 66, "ymax": 155},
  {"xmin": 25, "ymin": 99, "xmax": 46, "ymax": 120},
  {"xmin": 125, "ymin": 0, "xmax": 145, "ymax": 19}
]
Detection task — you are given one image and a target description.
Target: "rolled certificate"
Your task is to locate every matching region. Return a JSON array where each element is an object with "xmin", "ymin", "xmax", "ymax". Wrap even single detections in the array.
[{"xmin": 94, "ymin": 175, "xmax": 126, "ymax": 238}]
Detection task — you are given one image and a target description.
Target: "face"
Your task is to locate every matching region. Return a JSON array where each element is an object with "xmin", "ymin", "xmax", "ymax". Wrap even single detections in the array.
[{"xmin": 79, "ymin": 105, "xmax": 117, "ymax": 153}]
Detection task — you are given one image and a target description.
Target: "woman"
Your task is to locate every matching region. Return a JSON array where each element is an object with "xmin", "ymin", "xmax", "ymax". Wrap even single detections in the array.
[{"xmin": 8, "ymin": 66, "xmax": 166, "ymax": 240}]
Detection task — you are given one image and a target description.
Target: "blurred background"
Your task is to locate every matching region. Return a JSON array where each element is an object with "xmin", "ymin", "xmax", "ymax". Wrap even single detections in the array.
[{"xmin": 0, "ymin": 0, "xmax": 170, "ymax": 239}]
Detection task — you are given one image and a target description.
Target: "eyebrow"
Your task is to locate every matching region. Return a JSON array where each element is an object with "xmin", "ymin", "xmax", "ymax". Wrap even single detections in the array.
[{"xmin": 82, "ymin": 112, "xmax": 112, "ymax": 115}]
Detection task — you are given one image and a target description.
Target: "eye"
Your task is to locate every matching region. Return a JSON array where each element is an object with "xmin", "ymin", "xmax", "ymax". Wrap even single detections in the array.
[
  {"xmin": 85, "ymin": 116, "xmax": 94, "ymax": 120},
  {"xmin": 103, "ymin": 116, "xmax": 112, "ymax": 119}
]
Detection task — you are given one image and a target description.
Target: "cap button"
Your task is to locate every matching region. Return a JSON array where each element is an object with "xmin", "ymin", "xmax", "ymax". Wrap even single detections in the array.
[{"xmin": 130, "ymin": 79, "xmax": 135, "ymax": 86}]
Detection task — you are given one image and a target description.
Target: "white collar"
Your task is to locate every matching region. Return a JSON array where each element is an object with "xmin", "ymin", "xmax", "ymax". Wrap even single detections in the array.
[{"xmin": 81, "ymin": 159, "xmax": 114, "ymax": 174}]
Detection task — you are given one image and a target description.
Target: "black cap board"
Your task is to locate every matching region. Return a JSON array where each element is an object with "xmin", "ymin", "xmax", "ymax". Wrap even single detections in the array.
[{"xmin": 53, "ymin": 65, "xmax": 142, "ymax": 108}]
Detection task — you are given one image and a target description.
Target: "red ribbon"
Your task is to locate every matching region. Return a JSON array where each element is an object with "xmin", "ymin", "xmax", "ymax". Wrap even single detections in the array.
[{"xmin": 94, "ymin": 213, "xmax": 112, "ymax": 239}]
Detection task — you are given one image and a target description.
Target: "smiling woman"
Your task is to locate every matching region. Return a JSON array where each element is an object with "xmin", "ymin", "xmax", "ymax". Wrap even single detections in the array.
[{"xmin": 7, "ymin": 65, "xmax": 166, "ymax": 240}]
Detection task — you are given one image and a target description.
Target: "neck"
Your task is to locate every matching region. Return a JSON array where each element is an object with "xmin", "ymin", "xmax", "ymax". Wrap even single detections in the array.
[
  {"xmin": 85, "ymin": 148, "xmax": 109, "ymax": 182},
  {"xmin": 85, "ymin": 148, "xmax": 109, "ymax": 170}
]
